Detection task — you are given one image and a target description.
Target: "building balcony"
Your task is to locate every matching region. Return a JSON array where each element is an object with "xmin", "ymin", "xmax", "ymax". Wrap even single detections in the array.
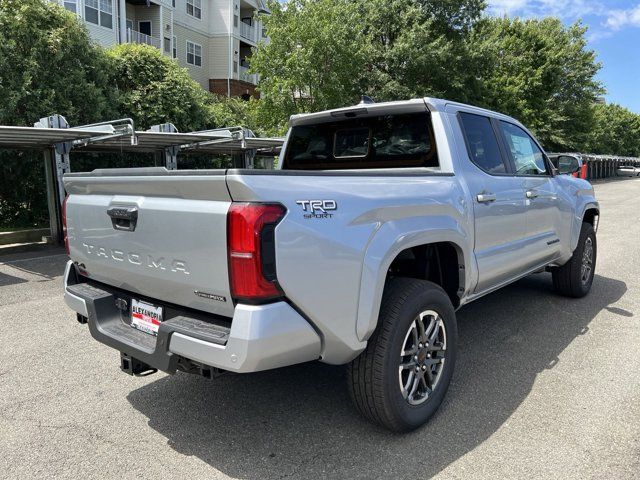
[
  {"xmin": 239, "ymin": 66, "xmax": 258, "ymax": 85},
  {"xmin": 239, "ymin": 22, "xmax": 259, "ymax": 43},
  {"xmin": 126, "ymin": 28, "xmax": 161, "ymax": 49}
]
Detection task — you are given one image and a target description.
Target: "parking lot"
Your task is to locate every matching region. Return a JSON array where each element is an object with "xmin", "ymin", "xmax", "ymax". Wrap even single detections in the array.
[{"xmin": 0, "ymin": 179, "xmax": 638, "ymax": 480}]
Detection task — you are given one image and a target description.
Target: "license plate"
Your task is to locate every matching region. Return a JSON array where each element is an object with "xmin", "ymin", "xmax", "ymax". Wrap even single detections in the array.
[{"xmin": 131, "ymin": 299, "xmax": 163, "ymax": 336}]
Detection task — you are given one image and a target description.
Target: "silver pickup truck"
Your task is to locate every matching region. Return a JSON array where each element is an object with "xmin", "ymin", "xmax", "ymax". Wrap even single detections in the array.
[{"xmin": 62, "ymin": 98, "xmax": 599, "ymax": 431}]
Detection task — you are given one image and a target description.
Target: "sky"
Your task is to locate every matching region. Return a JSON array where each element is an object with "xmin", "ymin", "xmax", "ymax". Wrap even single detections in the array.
[{"xmin": 487, "ymin": 0, "xmax": 640, "ymax": 113}]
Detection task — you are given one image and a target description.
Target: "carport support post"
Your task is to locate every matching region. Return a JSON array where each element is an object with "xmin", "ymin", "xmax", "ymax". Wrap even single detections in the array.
[
  {"xmin": 149, "ymin": 123, "xmax": 179, "ymax": 170},
  {"xmin": 38, "ymin": 115, "xmax": 71, "ymax": 245},
  {"xmin": 239, "ymin": 128, "xmax": 255, "ymax": 169},
  {"xmin": 165, "ymin": 146, "xmax": 179, "ymax": 170},
  {"xmin": 43, "ymin": 150, "xmax": 63, "ymax": 245}
]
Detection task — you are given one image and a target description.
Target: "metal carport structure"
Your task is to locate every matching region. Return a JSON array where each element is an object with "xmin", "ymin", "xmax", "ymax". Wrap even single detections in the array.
[{"xmin": 0, "ymin": 115, "xmax": 284, "ymax": 245}]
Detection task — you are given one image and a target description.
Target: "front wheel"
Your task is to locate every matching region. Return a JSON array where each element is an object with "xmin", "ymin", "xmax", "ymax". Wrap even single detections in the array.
[
  {"xmin": 347, "ymin": 278, "xmax": 457, "ymax": 432},
  {"xmin": 552, "ymin": 222, "xmax": 597, "ymax": 298}
]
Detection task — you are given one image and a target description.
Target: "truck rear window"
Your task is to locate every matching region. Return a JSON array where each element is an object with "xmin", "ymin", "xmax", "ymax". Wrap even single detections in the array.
[{"xmin": 283, "ymin": 112, "xmax": 438, "ymax": 170}]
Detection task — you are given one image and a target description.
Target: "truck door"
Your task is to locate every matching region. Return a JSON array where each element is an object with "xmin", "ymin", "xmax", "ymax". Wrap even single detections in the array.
[
  {"xmin": 496, "ymin": 121, "xmax": 563, "ymax": 269},
  {"xmin": 456, "ymin": 112, "xmax": 530, "ymax": 293}
]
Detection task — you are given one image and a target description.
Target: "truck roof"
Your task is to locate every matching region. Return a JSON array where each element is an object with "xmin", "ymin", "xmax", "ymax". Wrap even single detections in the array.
[{"xmin": 289, "ymin": 97, "xmax": 523, "ymax": 128}]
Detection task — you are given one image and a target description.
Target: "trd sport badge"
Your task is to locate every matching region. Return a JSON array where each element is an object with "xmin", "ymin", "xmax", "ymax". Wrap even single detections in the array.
[{"xmin": 296, "ymin": 200, "xmax": 337, "ymax": 219}]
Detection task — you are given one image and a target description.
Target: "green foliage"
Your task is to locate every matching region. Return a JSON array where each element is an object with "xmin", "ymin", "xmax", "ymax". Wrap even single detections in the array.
[
  {"xmin": 250, "ymin": 0, "xmax": 371, "ymax": 134},
  {"xmin": 250, "ymin": 0, "xmax": 487, "ymax": 130},
  {"xmin": 252, "ymin": 1, "xmax": 617, "ymax": 154},
  {"xmin": 0, "ymin": 0, "xmax": 116, "ymax": 229},
  {"xmin": 0, "ymin": 150, "xmax": 48, "ymax": 229},
  {"xmin": 0, "ymin": 0, "xmax": 117, "ymax": 126},
  {"xmin": 584, "ymin": 103, "xmax": 640, "ymax": 157},
  {"xmin": 106, "ymin": 44, "xmax": 215, "ymax": 132},
  {"xmin": 468, "ymin": 17, "xmax": 604, "ymax": 151},
  {"xmin": 358, "ymin": 0, "xmax": 485, "ymax": 102},
  {"xmin": 206, "ymin": 96, "xmax": 269, "ymax": 134}
]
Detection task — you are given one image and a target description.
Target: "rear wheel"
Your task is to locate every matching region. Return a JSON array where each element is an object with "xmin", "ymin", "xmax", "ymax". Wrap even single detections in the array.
[
  {"xmin": 552, "ymin": 222, "xmax": 596, "ymax": 298},
  {"xmin": 347, "ymin": 278, "xmax": 457, "ymax": 431}
]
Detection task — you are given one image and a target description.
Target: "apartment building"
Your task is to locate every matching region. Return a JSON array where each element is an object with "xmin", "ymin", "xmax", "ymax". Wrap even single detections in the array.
[{"xmin": 53, "ymin": 0, "xmax": 268, "ymax": 98}]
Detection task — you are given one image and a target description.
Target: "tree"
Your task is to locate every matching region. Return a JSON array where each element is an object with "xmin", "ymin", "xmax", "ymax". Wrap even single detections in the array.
[
  {"xmin": 206, "ymin": 95, "xmax": 272, "ymax": 135},
  {"xmin": 359, "ymin": 0, "xmax": 485, "ymax": 102},
  {"xmin": 107, "ymin": 43, "xmax": 215, "ymax": 132},
  {"xmin": 0, "ymin": 0, "xmax": 117, "ymax": 126},
  {"xmin": 250, "ymin": 0, "xmax": 371, "ymax": 133},
  {"xmin": 0, "ymin": 0, "xmax": 117, "ymax": 229},
  {"xmin": 468, "ymin": 17, "xmax": 604, "ymax": 151},
  {"xmin": 584, "ymin": 103, "xmax": 640, "ymax": 157},
  {"xmin": 251, "ymin": 0, "xmax": 486, "ymax": 133}
]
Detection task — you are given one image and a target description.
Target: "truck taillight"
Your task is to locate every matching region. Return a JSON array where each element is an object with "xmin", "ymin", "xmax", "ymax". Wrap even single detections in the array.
[
  {"xmin": 227, "ymin": 203, "xmax": 286, "ymax": 303},
  {"xmin": 62, "ymin": 195, "xmax": 70, "ymax": 256}
]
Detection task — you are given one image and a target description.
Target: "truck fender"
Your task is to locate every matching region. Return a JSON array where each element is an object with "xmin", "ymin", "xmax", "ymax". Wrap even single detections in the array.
[
  {"xmin": 571, "ymin": 195, "xmax": 599, "ymax": 252},
  {"xmin": 355, "ymin": 215, "xmax": 472, "ymax": 342}
]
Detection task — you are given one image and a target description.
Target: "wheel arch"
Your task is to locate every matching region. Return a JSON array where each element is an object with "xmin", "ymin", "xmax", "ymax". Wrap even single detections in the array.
[
  {"xmin": 583, "ymin": 207, "xmax": 599, "ymax": 229},
  {"xmin": 355, "ymin": 224, "xmax": 470, "ymax": 342},
  {"xmin": 571, "ymin": 202, "xmax": 599, "ymax": 252}
]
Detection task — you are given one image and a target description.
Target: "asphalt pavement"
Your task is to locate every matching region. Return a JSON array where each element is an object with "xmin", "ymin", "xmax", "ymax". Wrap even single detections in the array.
[{"xmin": 1, "ymin": 179, "xmax": 639, "ymax": 479}]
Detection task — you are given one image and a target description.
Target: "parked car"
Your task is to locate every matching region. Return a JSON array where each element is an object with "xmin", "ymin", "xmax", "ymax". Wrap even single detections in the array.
[
  {"xmin": 548, "ymin": 153, "xmax": 588, "ymax": 179},
  {"xmin": 62, "ymin": 97, "xmax": 600, "ymax": 431},
  {"xmin": 616, "ymin": 165, "xmax": 640, "ymax": 177}
]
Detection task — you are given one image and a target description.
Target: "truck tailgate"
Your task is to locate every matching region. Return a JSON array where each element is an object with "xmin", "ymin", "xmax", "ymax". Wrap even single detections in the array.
[{"xmin": 63, "ymin": 169, "xmax": 234, "ymax": 317}]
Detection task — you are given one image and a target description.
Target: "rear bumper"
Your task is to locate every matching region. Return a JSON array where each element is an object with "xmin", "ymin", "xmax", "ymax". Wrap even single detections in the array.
[{"xmin": 63, "ymin": 261, "xmax": 321, "ymax": 374}]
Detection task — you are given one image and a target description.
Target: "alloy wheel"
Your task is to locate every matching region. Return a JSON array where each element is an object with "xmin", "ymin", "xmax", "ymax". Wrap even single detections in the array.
[
  {"xmin": 398, "ymin": 310, "xmax": 447, "ymax": 406},
  {"xmin": 581, "ymin": 237, "xmax": 594, "ymax": 285}
]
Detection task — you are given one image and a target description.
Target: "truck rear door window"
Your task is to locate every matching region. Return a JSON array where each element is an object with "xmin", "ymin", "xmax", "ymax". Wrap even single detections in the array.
[
  {"xmin": 283, "ymin": 112, "xmax": 437, "ymax": 170},
  {"xmin": 459, "ymin": 112, "xmax": 507, "ymax": 175}
]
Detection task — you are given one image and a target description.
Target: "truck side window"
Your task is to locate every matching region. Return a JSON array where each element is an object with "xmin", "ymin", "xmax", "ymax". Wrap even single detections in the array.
[
  {"xmin": 498, "ymin": 121, "xmax": 549, "ymax": 176},
  {"xmin": 459, "ymin": 112, "xmax": 507, "ymax": 174}
]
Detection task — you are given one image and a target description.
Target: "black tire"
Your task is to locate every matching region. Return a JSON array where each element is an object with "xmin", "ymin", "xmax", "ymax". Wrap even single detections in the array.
[
  {"xmin": 552, "ymin": 222, "xmax": 596, "ymax": 298},
  {"xmin": 347, "ymin": 278, "xmax": 457, "ymax": 432}
]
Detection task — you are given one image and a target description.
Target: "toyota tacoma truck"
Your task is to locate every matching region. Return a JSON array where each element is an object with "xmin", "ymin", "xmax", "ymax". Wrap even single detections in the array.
[{"xmin": 62, "ymin": 98, "xmax": 599, "ymax": 431}]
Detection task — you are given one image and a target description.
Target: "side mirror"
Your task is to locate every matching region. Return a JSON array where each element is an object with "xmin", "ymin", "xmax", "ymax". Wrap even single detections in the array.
[{"xmin": 558, "ymin": 156, "xmax": 581, "ymax": 175}]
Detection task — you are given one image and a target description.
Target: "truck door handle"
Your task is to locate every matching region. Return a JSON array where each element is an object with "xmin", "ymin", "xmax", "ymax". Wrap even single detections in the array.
[
  {"xmin": 476, "ymin": 193, "xmax": 497, "ymax": 203},
  {"xmin": 525, "ymin": 190, "xmax": 539, "ymax": 199},
  {"xmin": 107, "ymin": 206, "xmax": 138, "ymax": 232}
]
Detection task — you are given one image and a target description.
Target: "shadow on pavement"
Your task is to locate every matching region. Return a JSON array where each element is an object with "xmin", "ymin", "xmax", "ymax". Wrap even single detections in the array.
[
  {"xmin": 127, "ymin": 273, "xmax": 627, "ymax": 479},
  {"xmin": 0, "ymin": 249, "xmax": 67, "ymax": 281},
  {"xmin": 0, "ymin": 271, "xmax": 28, "ymax": 287}
]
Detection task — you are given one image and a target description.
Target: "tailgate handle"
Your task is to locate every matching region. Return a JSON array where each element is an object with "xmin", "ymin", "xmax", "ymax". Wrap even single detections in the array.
[{"xmin": 107, "ymin": 206, "xmax": 138, "ymax": 232}]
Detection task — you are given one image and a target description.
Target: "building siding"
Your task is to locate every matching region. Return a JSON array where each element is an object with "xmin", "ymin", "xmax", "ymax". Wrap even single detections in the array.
[
  {"xmin": 161, "ymin": 5, "xmax": 174, "ymax": 55},
  {"xmin": 51, "ymin": 0, "xmax": 262, "ymax": 94},
  {"xmin": 174, "ymin": 0, "xmax": 210, "ymax": 36},
  {"xmin": 84, "ymin": 21, "xmax": 118, "ymax": 47},
  {"xmin": 173, "ymin": 23, "xmax": 210, "ymax": 89},
  {"xmin": 209, "ymin": 36, "xmax": 229, "ymax": 79},
  {"xmin": 208, "ymin": 0, "xmax": 230, "ymax": 35}
]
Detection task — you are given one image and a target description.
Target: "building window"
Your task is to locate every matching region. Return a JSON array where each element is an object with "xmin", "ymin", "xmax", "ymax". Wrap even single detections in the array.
[
  {"xmin": 164, "ymin": 37, "xmax": 171, "ymax": 54},
  {"xmin": 186, "ymin": 41, "xmax": 202, "ymax": 67},
  {"xmin": 85, "ymin": 0, "xmax": 113, "ymax": 29},
  {"xmin": 186, "ymin": 0, "xmax": 202, "ymax": 19},
  {"xmin": 172, "ymin": 36, "xmax": 177, "ymax": 58},
  {"xmin": 62, "ymin": 0, "xmax": 77, "ymax": 13}
]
